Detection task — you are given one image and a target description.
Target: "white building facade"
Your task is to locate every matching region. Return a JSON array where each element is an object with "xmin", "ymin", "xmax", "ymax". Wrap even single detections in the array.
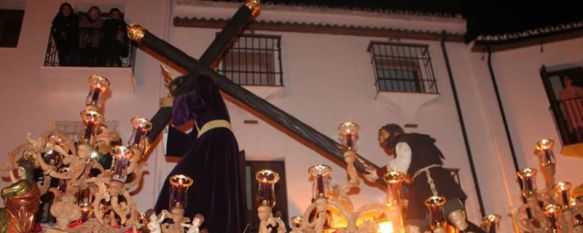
[{"xmin": 0, "ymin": 0, "xmax": 582, "ymax": 232}]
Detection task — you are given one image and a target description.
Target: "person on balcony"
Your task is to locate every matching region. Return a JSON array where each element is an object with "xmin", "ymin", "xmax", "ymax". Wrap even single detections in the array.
[
  {"xmin": 559, "ymin": 74, "xmax": 583, "ymax": 142},
  {"xmin": 365, "ymin": 124, "xmax": 485, "ymax": 233},
  {"xmin": 78, "ymin": 6, "xmax": 103, "ymax": 67},
  {"xmin": 51, "ymin": 2, "xmax": 79, "ymax": 66},
  {"xmin": 101, "ymin": 8, "xmax": 129, "ymax": 67}
]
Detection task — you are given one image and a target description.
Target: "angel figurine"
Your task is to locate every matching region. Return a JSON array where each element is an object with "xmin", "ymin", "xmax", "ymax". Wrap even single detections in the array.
[
  {"xmin": 182, "ymin": 214, "xmax": 204, "ymax": 233},
  {"xmin": 146, "ymin": 209, "xmax": 166, "ymax": 233}
]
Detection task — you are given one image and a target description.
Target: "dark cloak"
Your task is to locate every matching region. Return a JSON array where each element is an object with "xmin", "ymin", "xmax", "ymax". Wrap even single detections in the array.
[{"xmin": 155, "ymin": 73, "xmax": 247, "ymax": 233}]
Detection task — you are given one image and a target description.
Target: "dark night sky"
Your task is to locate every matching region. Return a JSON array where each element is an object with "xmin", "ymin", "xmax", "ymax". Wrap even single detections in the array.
[
  {"xmin": 463, "ymin": 1, "xmax": 582, "ymax": 41},
  {"xmin": 211, "ymin": 0, "xmax": 583, "ymax": 42}
]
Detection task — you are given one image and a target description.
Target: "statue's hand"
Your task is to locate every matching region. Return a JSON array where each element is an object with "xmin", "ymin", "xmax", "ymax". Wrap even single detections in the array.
[
  {"xmin": 45, "ymin": 166, "xmax": 57, "ymax": 175},
  {"xmin": 364, "ymin": 168, "xmax": 378, "ymax": 182},
  {"xmin": 404, "ymin": 174, "xmax": 413, "ymax": 184},
  {"xmin": 160, "ymin": 96, "xmax": 173, "ymax": 108},
  {"xmin": 343, "ymin": 150, "xmax": 356, "ymax": 163}
]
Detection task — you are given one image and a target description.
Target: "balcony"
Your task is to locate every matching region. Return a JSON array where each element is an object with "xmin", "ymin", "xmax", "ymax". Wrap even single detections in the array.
[
  {"xmin": 552, "ymin": 96, "xmax": 583, "ymax": 156},
  {"xmin": 40, "ymin": 27, "xmax": 136, "ymax": 94}
]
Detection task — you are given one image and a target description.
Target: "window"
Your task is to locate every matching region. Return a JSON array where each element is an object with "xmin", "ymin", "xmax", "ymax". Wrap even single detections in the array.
[
  {"xmin": 0, "ymin": 9, "xmax": 24, "ymax": 47},
  {"xmin": 245, "ymin": 160, "xmax": 289, "ymax": 232},
  {"xmin": 540, "ymin": 66, "xmax": 583, "ymax": 145},
  {"xmin": 218, "ymin": 34, "xmax": 283, "ymax": 86},
  {"xmin": 368, "ymin": 42, "xmax": 438, "ymax": 94}
]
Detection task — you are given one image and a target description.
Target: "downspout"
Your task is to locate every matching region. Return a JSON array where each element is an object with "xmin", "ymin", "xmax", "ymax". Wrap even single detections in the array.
[
  {"xmin": 440, "ymin": 31, "xmax": 486, "ymax": 217},
  {"xmin": 486, "ymin": 46, "xmax": 521, "ymax": 173}
]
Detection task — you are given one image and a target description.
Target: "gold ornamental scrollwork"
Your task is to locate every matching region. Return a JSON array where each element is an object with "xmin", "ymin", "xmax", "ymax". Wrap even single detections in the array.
[
  {"xmin": 127, "ymin": 24, "xmax": 145, "ymax": 44},
  {"xmin": 245, "ymin": 0, "xmax": 261, "ymax": 18}
]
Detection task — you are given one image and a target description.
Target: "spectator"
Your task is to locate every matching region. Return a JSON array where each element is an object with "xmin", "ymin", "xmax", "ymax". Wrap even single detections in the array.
[
  {"xmin": 101, "ymin": 8, "xmax": 129, "ymax": 67},
  {"xmin": 52, "ymin": 2, "xmax": 79, "ymax": 66},
  {"xmin": 559, "ymin": 74, "xmax": 583, "ymax": 142},
  {"xmin": 79, "ymin": 6, "xmax": 103, "ymax": 66}
]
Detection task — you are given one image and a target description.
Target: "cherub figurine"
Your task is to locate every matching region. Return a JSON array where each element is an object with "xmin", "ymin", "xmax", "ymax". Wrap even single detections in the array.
[
  {"xmin": 85, "ymin": 144, "xmax": 147, "ymax": 226},
  {"xmin": 182, "ymin": 214, "xmax": 204, "ymax": 233},
  {"xmin": 289, "ymin": 216, "xmax": 303, "ymax": 233},
  {"xmin": 313, "ymin": 199, "xmax": 328, "ymax": 233},
  {"xmin": 88, "ymin": 177, "xmax": 134, "ymax": 225},
  {"xmin": 50, "ymin": 193, "xmax": 81, "ymax": 230},
  {"xmin": 258, "ymin": 206, "xmax": 285, "ymax": 233},
  {"xmin": 301, "ymin": 198, "xmax": 327, "ymax": 233},
  {"xmin": 145, "ymin": 209, "xmax": 166, "ymax": 233},
  {"xmin": 342, "ymin": 150, "xmax": 360, "ymax": 194},
  {"xmin": 266, "ymin": 215, "xmax": 287, "ymax": 233},
  {"xmin": 125, "ymin": 203, "xmax": 143, "ymax": 233},
  {"xmin": 161, "ymin": 208, "xmax": 190, "ymax": 233},
  {"xmin": 0, "ymin": 158, "xmax": 41, "ymax": 233}
]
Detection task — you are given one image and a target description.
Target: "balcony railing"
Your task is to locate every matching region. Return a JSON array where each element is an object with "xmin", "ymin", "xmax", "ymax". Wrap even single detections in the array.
[
  {"xmin": 553, "ymin": 96, "xmax": 583, "ymax": 144},
  {"xmin": 44, "ymin": 27, "xmax": 136, "ymax": 68}
]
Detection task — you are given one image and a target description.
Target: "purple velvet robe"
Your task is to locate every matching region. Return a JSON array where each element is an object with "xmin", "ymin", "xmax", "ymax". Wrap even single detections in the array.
[{"xmin": 155, "ymin": 74, "xmax": 247, "ymax": 233}]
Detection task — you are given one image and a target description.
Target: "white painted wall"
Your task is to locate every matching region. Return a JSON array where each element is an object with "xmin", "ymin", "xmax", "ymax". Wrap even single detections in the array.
[
  {"xmin": 0, "ymin": 1, "xmax": 582, "ymax": 232},
  {"xmin": 476, "ymin": 38, "xmax": 583, "ymax": 194},
  {"xmin": 169, "ymin": 25, "xmax": 486, "ymax": 228}
]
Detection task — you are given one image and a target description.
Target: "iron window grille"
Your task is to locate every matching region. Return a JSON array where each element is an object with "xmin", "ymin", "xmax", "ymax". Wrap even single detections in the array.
[
  {"xmin": 368, "ymin": 41, "xmax": 438, "ymax": 94},
  {"xmin": 218, "ymin": 34, "xmax": 283, "ymax": 86}
]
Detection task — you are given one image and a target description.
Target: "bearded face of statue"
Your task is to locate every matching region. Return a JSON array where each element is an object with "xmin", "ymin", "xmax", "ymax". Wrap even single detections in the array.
[{"xmin": 378, "ymin": 129, "xmax": 396, "ymax": 157}]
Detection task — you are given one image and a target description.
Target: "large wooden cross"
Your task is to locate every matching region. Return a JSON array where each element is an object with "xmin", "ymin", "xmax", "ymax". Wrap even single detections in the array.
[{"xmin": 128, "ymin": 0, "xmax": 385, "ymax": 187}]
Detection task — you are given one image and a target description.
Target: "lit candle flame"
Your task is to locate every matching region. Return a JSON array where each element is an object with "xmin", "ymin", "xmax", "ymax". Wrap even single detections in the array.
[{"xmin": 378, "ymin": 221, "xmax": 394, "ymax": 233}]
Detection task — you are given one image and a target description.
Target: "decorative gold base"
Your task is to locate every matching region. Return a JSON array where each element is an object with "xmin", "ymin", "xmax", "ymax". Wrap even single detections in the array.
[
  {"xmin": 561, "ymin": 142, "xmax": 583, "ymax": 158},
  {"xmin": 43, "ymin": 227, "xmax": 68, "ymax": 233}
]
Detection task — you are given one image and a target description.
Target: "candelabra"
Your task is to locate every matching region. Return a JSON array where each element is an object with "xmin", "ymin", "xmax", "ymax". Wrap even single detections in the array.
[
  {"xmin": 287, "ymin": 122, "xmax": 411, "ymax": 233},
  {"xmin": 80, "ymin": 105, "xmax": 104, "ymax": 145},
  {"xmin": 513, "ymin": 138, "xmax": 583, "ymax": 233},
  {"xmin": 425, "ymin": 196, "xmax": 448, "ymax": 233},
  {"xmin": 85, "ymin": 74, "xmax": 110, "ymax": 108},
  {"xmin": 481, "ymin": 214, "xmax": 501, "ymax": 233},
  {"xmin": 159, "ymin": 174, "xmax": 195, "ymax": 233},
  {"xmin": 169, "ymin": 174, "xmax": 193, "ymax": 210},
  {"xmin": 535, "ymin": 139, "xmax": 556, "ymax": 189},
  {"xmin": 383, "ymin": 171, "xmax": 406, "ymax": 233},
  {"xmin": 293, "ymin": 161, "xmax": 410, "ymax": 233},
  {"xmin": 4, "ymin": 74, "xmax": 154, "ymax": 232},
  {"xmin": 256, "ymin": 169, "xmax": 287, "ymax": 233},
  {"xmin": 129, "ymin": 116, "xmax": 153, "ymax": 153},
  {"xmin": 338, "ymin": 122, "xmax": 359, "ymax": 151},
  {"xmin": 110, "ymin": 145, "xmax": 134, "ymax": 183},
  {"xmin": 300, "ymin": 164, "xmax": 354, "ymax": 233}
]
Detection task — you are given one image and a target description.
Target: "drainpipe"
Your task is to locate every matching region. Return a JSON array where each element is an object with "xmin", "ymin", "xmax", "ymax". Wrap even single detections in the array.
[
  {"xmin": 440, "ymin": 31, "xmax": 486, "ymax": 217},
  {"xmin": 486, "ymin": 46, "xmax": 521, "ymax": 173}
]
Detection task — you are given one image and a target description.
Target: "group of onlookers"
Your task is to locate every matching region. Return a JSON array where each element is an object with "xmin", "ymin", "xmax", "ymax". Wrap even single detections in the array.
[{"xmin": 52, "ymin": 2, "xmax": 129, "ymax": 67}]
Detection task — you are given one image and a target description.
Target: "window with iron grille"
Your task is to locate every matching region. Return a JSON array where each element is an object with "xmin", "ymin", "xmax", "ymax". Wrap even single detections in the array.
[
  {"xmin": 218, "ymin": 34, "xmax": 283, "ymax": 86},
  {"xmin": 368, "ymin": 42, "xmax": 438, "ymax": 94}
]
